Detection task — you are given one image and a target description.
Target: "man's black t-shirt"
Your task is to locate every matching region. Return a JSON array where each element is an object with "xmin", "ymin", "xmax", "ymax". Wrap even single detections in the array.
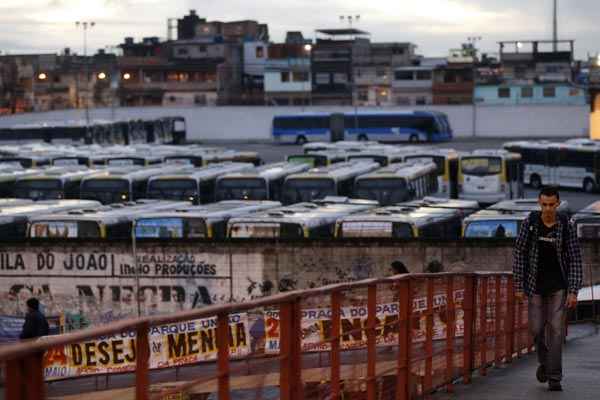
[{"xmin": 535, "ymin": 218, "xmax": 567, "ymax": 296}]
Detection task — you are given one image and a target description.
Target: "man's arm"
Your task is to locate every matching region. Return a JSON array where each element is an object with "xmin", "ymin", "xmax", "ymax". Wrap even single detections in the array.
[
  {"xmin": 512, "ymin": 217, "xmax": 530, "ymax": 298},
  {"xmin": 565, "ymin": 220, "xmax": 583, "ymax": 296}
]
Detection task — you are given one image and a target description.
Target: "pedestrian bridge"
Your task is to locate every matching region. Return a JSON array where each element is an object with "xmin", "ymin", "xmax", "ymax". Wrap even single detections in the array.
[{"xmin": 1, "ymin": 272, "xmax": 595, "ymax": 400}]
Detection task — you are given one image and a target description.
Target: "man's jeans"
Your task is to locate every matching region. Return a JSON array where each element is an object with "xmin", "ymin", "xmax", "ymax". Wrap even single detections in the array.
[{"xmin": 528, "ymin": 289, "xmax": 567, "ymax": 381}]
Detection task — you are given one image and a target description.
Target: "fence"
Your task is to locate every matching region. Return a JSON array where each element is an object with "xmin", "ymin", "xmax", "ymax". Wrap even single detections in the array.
[{"xmin": 0, "ymin": 272, "xmax": 531, "ymax": 400}]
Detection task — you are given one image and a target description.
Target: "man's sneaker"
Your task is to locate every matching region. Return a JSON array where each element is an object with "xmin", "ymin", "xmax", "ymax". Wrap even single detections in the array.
[
  {"xmin": 536, "ymin": 365, "xmax": 548, "ymax": 383},
  {"xmin": 548, "ymin": 380, "xmax": 563, "ymax": 391}
]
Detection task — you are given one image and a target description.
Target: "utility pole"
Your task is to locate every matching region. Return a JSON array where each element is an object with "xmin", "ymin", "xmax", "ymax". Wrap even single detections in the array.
[
  {"xmin": 76, "ymin": 21, "xmax": 95, "ymax": 142},
  {"xmin": 553, "ymin": 0, "xmax": 558, "ymax": 51}
]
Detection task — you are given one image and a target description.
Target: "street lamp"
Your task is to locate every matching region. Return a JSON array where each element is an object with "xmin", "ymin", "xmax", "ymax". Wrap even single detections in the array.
[
  {"xmin": 76, "ymin": 21, "xmax": 95, "ymax": 142},
  {"xmin": 38, "ymin": 73, "xmax": 47, "ymax": 81},
  {"xmin": 97, "ymin": 72, "xmax": 107, "ymax": 80},
  {"xmin": 123, "ymin": 72, "xmax": 131, "ymax": 80},
  {"xmin": 303, "ymin": 44, "xmax": 313, "ymax": 108}
]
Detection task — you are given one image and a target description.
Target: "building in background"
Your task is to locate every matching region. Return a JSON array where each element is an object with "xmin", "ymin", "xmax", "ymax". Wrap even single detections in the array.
[
  {"xmin": 432, "ymin": 47, "xmax": 475, "ymax": 105},
  {"xmin": 264, "ymin": 38, "xmax": 312, "ymax": 106},
  {"xmin": 391, "ymin": 57, "xmax": 446, "ymax": 106},
  {"xmin": 474, "ymin": 40, "xmax": 586, "ymax": 106}
]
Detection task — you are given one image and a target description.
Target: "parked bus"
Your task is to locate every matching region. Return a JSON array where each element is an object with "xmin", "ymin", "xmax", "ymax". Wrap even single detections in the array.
[
  {"xmin": 0, "ymin": 200, "xmax": 101, "ymax": 239},
  {"xmin": 28, "ymin": 200, "xmax": 190, "ymax": 239},
  {"xmin": 287, "ymin": 151, "xmax": 348, "ymax": 168},
  {"xmin": 346, "ymin": 148, "xmax": 417, "ymax": 167},
  {"xmin": 215, "ymin": 162, "xmax": 311, "ymax": 202},
  {"xmin": 503, "ymin": 141, "xmax": 600, "ymax": 193},
  {"xmin": 106, "ymin": 155, "xmax": 163, "ymax": 167},
  {"xmin": 458, "ymin": 150, "xmax": 523, "ymax": 205},
  {"xmin": 336, "ymin": 198, "xmax": 479, "ymax": 239},
  {"xmin": 303, "ymin": 141, "xmax": 382, "ymax": 154},
  {"xmin": 572, "ymin": 201, "xmax": 600, "ymax": 239},
  {"xmin": 147, "ymin": 162, "xmax": 253, "ymax": 204},
  {"xmin": 273, "ymin": 111, "xmax": 453, "ymax": 144},
  {"xmin": 0, "ymin": 167, "xmax": 42, "ymax": 197},
  {"xmin": 80, "ymin": 165, "xmax": 182, "ymax": 204},
  {"xmin": 462, "ymin": 198, "xmax": 570, "ymax": 238},
  {"xmin": 0, "ymin": 154, "xmax": 52, "ymax": 168},
  {"xmin": 402, "ymin": 149, "xmax": 460, "ymax": 198},
  {"xmin": 14, "ymin": 168, "xmax": 109, "ymax": 200},
  {"xmin": 228, "ymin": 197, "xmax": 378, "ymax": 239},
  {"xmin": 134, "ymin": 200, "xmax": 281, "ymax": 240},
  {"xmin": 353, "ymin": 161, "xmax": 438, "ymax": 206},
  {"xmin": 282, "ymin": 161, "xmax": 380, "ymax": 205}
]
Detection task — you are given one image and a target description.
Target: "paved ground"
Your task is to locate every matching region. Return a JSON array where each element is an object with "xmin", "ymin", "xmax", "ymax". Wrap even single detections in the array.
[{"xmin": 433, "ymin": 324, "xmax": 600, "ymax": 400}]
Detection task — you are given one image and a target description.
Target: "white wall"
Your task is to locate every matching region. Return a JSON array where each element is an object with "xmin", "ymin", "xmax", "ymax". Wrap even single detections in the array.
[{"xmin": 0, "ymin": 104, "xmax": 589, "ymax": 141}]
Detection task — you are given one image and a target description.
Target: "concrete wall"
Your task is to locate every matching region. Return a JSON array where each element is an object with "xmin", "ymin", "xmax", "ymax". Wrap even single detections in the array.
[
  {"xmin": 0, "ymin": 104, "xmax": 590, "ymax": 142},
  {"xmin": 2, "ymin": 240, "xmax": 598, "ymax": 328}
]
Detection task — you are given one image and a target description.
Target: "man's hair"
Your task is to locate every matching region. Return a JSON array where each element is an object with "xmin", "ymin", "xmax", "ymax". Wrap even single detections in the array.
[
  {"xmin": 391, "ymin": 260, "xmax": 408, "ymax": 274},
  {"xmin": 539, "ymin": 186, "xmax": 560, "ymax": 200},
  {"xmin": 26, "ymin": 298, "xmax": 39, "ymax": 311}
]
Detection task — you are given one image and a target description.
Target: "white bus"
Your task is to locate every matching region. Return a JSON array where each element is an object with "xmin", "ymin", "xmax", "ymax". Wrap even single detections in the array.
[
  {"xmin": 353, "ymin": 161, "xmax": 438, "ymax": 206},
  {"xmin": 402, "ymin": 149, "xmax": 460, "ymax": 198},
  {"xmin": 458, "ymin": 150, "xmax": 523, "ymax": 205},
  {"xmin": 503, "ymin": 141, "xmax": 600, "ymax": 193}
]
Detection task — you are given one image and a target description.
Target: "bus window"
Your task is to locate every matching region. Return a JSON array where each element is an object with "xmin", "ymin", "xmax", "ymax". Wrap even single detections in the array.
[
  {"xmin": 354, "ymin": 179, "xmax": 409, "ymax": 204},
  {"xmin": 464, "ymin": 220, "xmax": 519, "ymax": 238},
  {"xmin": 147, "ymin": 179, "xmax": 197, "ymax": 202},
  {"xmin": 230, "ymin": 222, "xmax": 281, "ymax": 238},
  {"xmin": 461, "ymin": 157, "xmax": 502, "ymax": 176},
  {"xmin": 282, "ymin": 179, "xmax": 335, "ymax": 204},
  {"xmin": 216, "ymin": 179, "xmax": 268, "ymax": 201},
  {"xmin": 81, "ymin": 179, "xmax": 130, "ymax": 204},
  {"xmin": 30, "ymin": 221, "xmax": 101, "ymax": 239},
  {"xmin": 135, "ymin": 218, "xmax": 185, "ymax": 239},
  {"xmin": 14, "ymin": 180, "xmax": 63, "ymax": 200}
]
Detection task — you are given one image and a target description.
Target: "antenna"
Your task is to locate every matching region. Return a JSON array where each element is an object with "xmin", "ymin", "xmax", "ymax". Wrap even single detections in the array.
[{"xmin": 553, "ymin": 0, "xmax": 558, "ymax": 51}]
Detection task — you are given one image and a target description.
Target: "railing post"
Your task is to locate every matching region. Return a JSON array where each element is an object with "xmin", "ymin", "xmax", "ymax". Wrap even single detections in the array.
[
  {"xmin": 515, "ymin": 296, "xmax": 522, "ymax": 358},
  {"xmin": 280, "ymin": 298, "xmax": 303, "ymax": 400},
  {"xmin": 494, "ymin": 277, "xmax": 502, "ymax": 365},
  {"xmin": 7, "ymin": 353, "xmax": 46, "ymax": 400},
  {"xmin": 330, "ymin": 291, "xmax": 342, "ymax": 399},
  {"xmin": 480, "ymin": 276, "xmax": 488, "ymax": 376},
  {"xmin": 6, "ymin": 359, "xmax": 25, "ymax": 400},
  {"xmin": 135, "ymin": 321, "xmax": 150, "ymax": 400},
  {"xmin": 424, "ymin": 278, "xmax": 434, "ymax": 394},
  {"xmin": 217, "ymin": 313, "xmax": 231, "ymax": 400},
  {"xmin": 367, "ymin": 284, "xmax": 377, "ymax": 400},
  {"xmin": 445, "ymin": 276, "xmax": 455, "ymax": 393},
  {"xmin": 505, "ymin": 276, "xmax": 515, "ymax": 363},
  {"xmin": 462, "ymin": 275, "xmax": 475, "ymax": 384},
  {"xmin": 396, "ymin": 279, "xmax": 410, "ymax": 400}
]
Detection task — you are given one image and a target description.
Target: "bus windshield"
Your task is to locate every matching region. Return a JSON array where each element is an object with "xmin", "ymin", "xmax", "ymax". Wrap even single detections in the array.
[
  {"xmin": 135, "ymin": 218, "xmax": 194, "ymax": 239},
  {"xmin": 30, "ymin": 221, "xmax": 101, "ymax": 238},
  {"xmin": 461, "ymin": 157, "xmax": 502, "ymax": 176},
  {"xmin": 464, "ymin": 220, "xmax": 519, "ymax": 238},
  {"xmin": 216, "ymin": 178, "xmax": 268, "ymax": 201},
  {"xmin": 341, "ymin": 221, "xmax": 413, "ymax": 238},
  {"xmin": 405, "ymin": 156, "xmax": 445, "ymax": 175},
  {"xmin": 147, "ymin": 179, "xmax": 197, "ymax": 201},
  {"xmin": 282, "ymin": 178, "xmax": 336, "ymax": 204},
  {"xmin": 81, "ymin": 179, "xmax": 130, "ymax": 204},
  {"xmin": 354, "ymin": 178, "xmax": 409, "ymax": 205},
  {"xmin": 14, "ymin": 179, "xmax": 63, "ymax": 200},
  {"xmin": 287, "ymin": 156, "xmax": 319, "ymax": 167}
]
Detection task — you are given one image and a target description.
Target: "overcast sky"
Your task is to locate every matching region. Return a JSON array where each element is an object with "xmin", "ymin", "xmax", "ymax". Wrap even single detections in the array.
[{"xmin": 1, "ymin": 0, "xmax": 598, "ymax": 59}]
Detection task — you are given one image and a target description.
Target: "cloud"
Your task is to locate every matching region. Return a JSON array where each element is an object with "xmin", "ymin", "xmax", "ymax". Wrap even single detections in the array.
[{"xmin": 0, "ymin": 0, "xmax": 598, "ymax": 58}]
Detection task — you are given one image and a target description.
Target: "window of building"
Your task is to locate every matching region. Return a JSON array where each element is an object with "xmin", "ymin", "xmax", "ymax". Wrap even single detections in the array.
[
  {"xmin": 315, "ymin": 73, "xmax": 330, "ymax": 84},
  {"xmin": 543, "ymin": 86, "xmax": 556, "ymax": 98},
  {"xmin": 256, "ymin": 46, "xmax": 264, "ymax": 58},
  {"xmin": 569, "ymin": 88, "xmax": 580, "ymax": 97},
  {"xmin": 355, "ymin": 69, "xmax": 362, "ymax": 77},
  {"xmin": 198, "ymin": 45, "xmax": 207, "ymax": 53},
  {"xmin": 281, "ymin": 71, "xmax": 290, "ymax": 82},
  {"xmin": 358, "ymin": 90, "xmax": 368, "ymax": 101},
  {"xmin": 416, "ymin": 96, "xmax": 427, "ymax": 105},
  {"xmin": 498, "ymin": 88, "xmax": 511, "ymax": 98},
  {"xmin": 333, "ymin": 73, "xmax": 348, "ymax": 84},
  {"xmin": 396, "ymin": 97, "xmax": 410, "ymax": 105},
  {"xmin": 392, "ymin": 48, "xmax": 405, "ymax": 55},
  {"xmin": 394, "ymin": 71, "xmax": 413, "ymax": 80},
  {"xmin": 376, "ymin": 68, "xmax": 386, "ymax": 77},
  {"xmin": 514, "ymin": 66, "xmax": 527, "ymax": 79},
  {"xmin": 292, "ymin": 71, "xmax": 309, "ymax": 82},
  {"xmin": 176, "ymin": 48, "xmax": 189, "ymax": 56},
  {"xmin": 415, "ymin": 71, "xmax": 432, "ymax": 80},
  {"xmin": 521, "ymin": 87, "xmax": 534, "ymax": 98}
]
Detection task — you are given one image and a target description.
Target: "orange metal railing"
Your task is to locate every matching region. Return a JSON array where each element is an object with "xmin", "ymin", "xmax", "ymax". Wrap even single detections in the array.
[{"xmin": 0, "ymin": 272, "xmax": 532, "ymax": 400}]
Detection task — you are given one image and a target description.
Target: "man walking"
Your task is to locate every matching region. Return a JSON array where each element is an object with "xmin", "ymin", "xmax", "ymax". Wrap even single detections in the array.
[
  {"xmin": 513, "ymin": 186, "xmax": 582, "ymax": 391},
  {"xmin": 19, "ymin": 298, "xmax": 49, "ymax": 340}
]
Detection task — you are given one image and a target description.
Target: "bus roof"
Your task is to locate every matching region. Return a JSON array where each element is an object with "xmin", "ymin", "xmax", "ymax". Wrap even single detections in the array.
[
  {"xmin": 217, "ymin": 162, "xmax": 310, "ymax": 181},
  {"xmin": 16, "ymin": 168, "xmax": 110, "ymax": 182},
  {"xmin": 134, "ymin": 200, "xmax": 282, "ymax": 223},
  {"xmin": 0, "ymin": 200, "xmax": 102, "ymax": 224},
  {"xmin": 147, "ymin": 162, "xmax": 254, "ymax": 182},
  {"xmin": 81, "ymin": 165, "xmax": 183, "ymax": 182},
  {"xmin": 284, "ymin": 161, "xmax": 380, "ymax": 181},
  {"xmin": 228, "ymin": 198, "xmax": 378, "ymax": 230},
  {"xmin": 488, "ymin": 199, "xmax": 570, "ymax": 213},
  {"xmin": 355, "ymin": 161, "xmax": 437, "ymax": 180},
  {"xmin": 465, "ymin": 149, "xmax": 521, "ymax": 160}
]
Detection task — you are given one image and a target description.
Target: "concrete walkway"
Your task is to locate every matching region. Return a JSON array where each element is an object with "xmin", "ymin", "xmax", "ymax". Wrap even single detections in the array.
[{"xmin": 433, "ymin": 324, "xmax": 600, "ymax": 400}]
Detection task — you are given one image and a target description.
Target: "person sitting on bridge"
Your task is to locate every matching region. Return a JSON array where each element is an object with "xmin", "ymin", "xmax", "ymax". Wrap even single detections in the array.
[
  {"xmin": 19, "ymin": 298, "xmax": 49, "ymax": 340},
  {"xmin": 513, "ymin": 186, "xmax": 582, "ymax": 392}
]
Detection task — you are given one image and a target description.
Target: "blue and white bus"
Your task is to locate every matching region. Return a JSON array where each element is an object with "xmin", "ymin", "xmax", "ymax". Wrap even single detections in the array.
[{"xmin": 272, "ymin": 111, "xmax": 453, "ymax": 144}]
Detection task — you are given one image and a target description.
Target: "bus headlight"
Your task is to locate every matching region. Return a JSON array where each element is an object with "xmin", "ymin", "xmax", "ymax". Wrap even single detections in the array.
[{"xmin": 121, "ymin": 194, "xmax": 128, "ymax": 200}]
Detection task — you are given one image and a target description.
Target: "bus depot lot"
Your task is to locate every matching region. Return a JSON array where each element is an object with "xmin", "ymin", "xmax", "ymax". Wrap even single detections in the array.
[{"xmin": 203, "ymin": 137, "xmax": 600, "ymax": 212}]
